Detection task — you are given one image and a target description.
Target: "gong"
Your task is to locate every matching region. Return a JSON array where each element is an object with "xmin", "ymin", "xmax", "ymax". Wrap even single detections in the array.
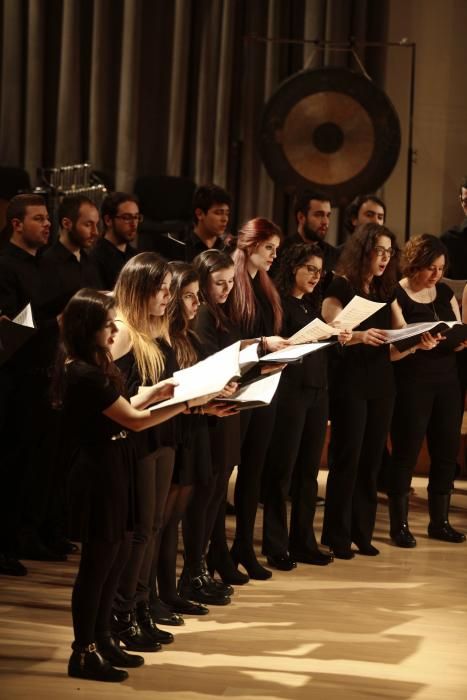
[{"xmin": 259, "ymin": 67, "xmax": 401, "ymax": 205}]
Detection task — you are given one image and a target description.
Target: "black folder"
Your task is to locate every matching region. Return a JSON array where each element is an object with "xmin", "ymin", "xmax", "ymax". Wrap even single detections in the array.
[
  {"xmin": 393, "ymin": 322, "xmax": 467, "ymax": 352},
  {"xmin": 0, "ymin": 318, "xmax": 37, "ymax": 366}
]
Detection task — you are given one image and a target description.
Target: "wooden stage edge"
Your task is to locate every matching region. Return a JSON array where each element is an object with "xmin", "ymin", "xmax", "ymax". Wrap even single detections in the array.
[{"xmin": 0, "ymin": 475, "xmax": 466, "ymax": 700}]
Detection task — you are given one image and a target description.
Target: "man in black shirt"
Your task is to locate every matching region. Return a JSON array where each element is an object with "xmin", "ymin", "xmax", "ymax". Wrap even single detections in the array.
[
  {"xmin": 183, "ymin": 184, "xmax": 231, "ymax": 262},
  {"xmin": 440, "ymin": 176, "xmax": 467, "ymax": 280},
  {"xmin": 44, "ymin": 195, "xmax": 103, "ymax": 307},
  {"xmin": 89, "ymin": 192, "xmax": 139, "ymax": 289}
]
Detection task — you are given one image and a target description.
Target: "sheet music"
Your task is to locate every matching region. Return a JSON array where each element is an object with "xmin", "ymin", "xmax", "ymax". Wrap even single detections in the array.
[
  {"xmin": 289, "ymin": 318, "xmax": 336, "ymax": 344},
  {"xmin": 148, "ymin": 341, "xmax": 241, "ymax": 412},
  {"xmin": 13, "ymin": 304, "xmax": 35, "ymax": 328},
  {"xmin": 219, "ymin": 370, "xmax": 282, "ymax": 406},
  {"xmin": 261, "ymin": 342, "xmax": 333, "ymax": 362},
  {"xmin": 239, "ymin": 342, "xmax": 259, "ymax": 371},
  {"xmin": 332, "ymin": 295, "xmax": 386, "ymax": 329},
  {"xmin": 383, "ymin": 321, "xmax": 458, "ymax": 344}
]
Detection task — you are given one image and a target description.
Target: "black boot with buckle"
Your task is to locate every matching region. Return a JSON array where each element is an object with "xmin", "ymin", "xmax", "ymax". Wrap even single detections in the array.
[
  {"xmin": 97, "ymin": 635, "xmax": 144, "ymax": 668},
  {"xmin": 68, "ymin": 642, "xmax": 129, "ymax": 682},
  {"xmin": 427, "ymin": 493, "xmax": 466, "ymax": 543},
  {"xmin": 136, "ymin": 601, "xmax": 174, "ymax": 644},
  {"xmin": 177, "ymin": 562, "xmax": 231, "ymax": 606},
  {"xmin": 111, "ymin": 610, "xmax": 161, "ymax": 652}
]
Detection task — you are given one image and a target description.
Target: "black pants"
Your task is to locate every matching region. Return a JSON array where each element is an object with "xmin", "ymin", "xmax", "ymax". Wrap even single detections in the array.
[
  {"xmin": 72, "ymin": 534, "xmax": 132, "ymax": 645},
  {"xmin": 114, "ymin": 447, "xmax": 174, "ymax": 611},
  {"xmin": 234, "ymin": 399, "xmax": 277, "ymax": 549},
  {"xmin": 322, "ymin": 392, "xmax": 394, "ymax": 551},
  {"xmin": 262, "ymin": 386, "xmax": 328, "ymax": 556},
  {"xmin": 388, "ymin": 378, "xmax": 461, "ymax": 496}
]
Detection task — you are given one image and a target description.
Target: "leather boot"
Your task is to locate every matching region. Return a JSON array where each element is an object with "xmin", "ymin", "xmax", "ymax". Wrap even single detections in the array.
[
  {"xmin": 177, "ymin": 564, "xmax": 231, "ymax": 606},
  {"xmin": 427, "ymin": 493, "xmax": 466, "ymax": 543},
  {"xmin": 136, "ymin": 601, "xmax": 174, "ymax": 644},
  {"xmin": 97, "ymin": 635, "xmax": 144, "ymax": 668},
  {"xmin": 111, "ymin": 610, "xmax": 161, "ymax": 652},
  {"xmin": 388, "ymin": 494, "xmax": 416, "ymax": 548},
  {"xmin": 68, "ymin": 642, "xmax": 128, "ymax": 682},
  {"xmin": 200, "ymin": 557, "xmax": 234, "ymax": 596},
  {"xmin": 206, "ymin": 547, "xmax": 249, "ymax": 585}
]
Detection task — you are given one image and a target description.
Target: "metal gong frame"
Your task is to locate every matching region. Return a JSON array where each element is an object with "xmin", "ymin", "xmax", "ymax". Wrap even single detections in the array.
[{"xmin": 247, "ymin": 36, "xmax": 416, "ymax": 240}]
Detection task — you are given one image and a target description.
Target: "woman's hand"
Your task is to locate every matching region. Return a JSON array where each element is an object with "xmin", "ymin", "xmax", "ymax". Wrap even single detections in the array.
[
  {"xmin": 188, "ymin": 392, "xmax": 221, "ymax": 409},
  {"xmin": 143, "ymin": 378, "xmax": 178, "ymax": 403},
  {"xmin": 358, "ymin": 328, "xmax": 388, "ymax": 346},
  {"xmin": 260, "ymin": 362, "xmax": 286, "ymax": 374},
  {"xmin": 338, "ymin": 329, "xmax": 353, "ymax": 346},
  {"xmin": 264, "ymin": 336, "xmax": 290, "ymax": 353},
  {"xmin": 415, "ymin": 331, "xmax": 443, "ymax": 351},
  {"xmin": 217, "ymin": 381, "xmax": 239, "ymax": 398},
  {"xmin": 202, "ymin": 401, "xmax": 240, "ymax": 417},
  {"xmin": 454, "ymin": 340, "xmax": 467, "ymax": 352}
]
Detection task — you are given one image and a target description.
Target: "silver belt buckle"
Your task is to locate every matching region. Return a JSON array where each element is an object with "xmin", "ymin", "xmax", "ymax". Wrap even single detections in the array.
[{"xmin": 111, "ymin": 430, "xmax": 128, "ymax": 441}]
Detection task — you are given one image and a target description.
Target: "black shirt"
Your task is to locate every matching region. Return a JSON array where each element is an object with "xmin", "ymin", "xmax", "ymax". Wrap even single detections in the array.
[
  {"xmin": 88, "ymin": 236, "xmax": 137, "ymax": 290},
  {"xmin": 325, "ymin": 276, "xmax": 394, "ymax": 399},
  {"xmin": 280, "ymin": 295, "xmax": 327, "ymax": 389},
  {"xmin": 184, "ymin": 229, "xmax": 224, "ymax": 263},
  {"xmin": 43, "ymin": 240, "xmax": 103, "ymax": 311},
  {"xmin": 440, "ymin": 219, "xmax": 467, "ymax": 279}
]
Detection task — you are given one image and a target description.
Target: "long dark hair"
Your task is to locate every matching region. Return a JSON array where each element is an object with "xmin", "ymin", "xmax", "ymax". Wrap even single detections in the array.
[
  {"xmin": 227, "ymin": 218, "xmax": 283, "ymax": 334},
  {"xmin": 52, "ymin": 289, "xmax": 122, "ymax": 407},
  {"xmin": 336, "ymin": 223, "xmax": 399, "ymax": 301},
  {"xmin": 276, "ymin": 242, "xmax": 323, "ymax": 297},
  {"xmin": 193, "ymin": 249, "xmax": 234, "ymax": 331},
  {"xmin": 167, "ymin": 262, "xmax": 200, "ymax": 368}
]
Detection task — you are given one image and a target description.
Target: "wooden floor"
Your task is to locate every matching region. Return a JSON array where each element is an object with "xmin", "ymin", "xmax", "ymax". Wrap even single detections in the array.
[{"xmin": 1, "ymin": 475, "xmax": 466, "ymax": 700}]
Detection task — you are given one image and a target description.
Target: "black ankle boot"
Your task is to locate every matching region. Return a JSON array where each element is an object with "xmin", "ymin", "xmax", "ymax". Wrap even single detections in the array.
[
  {"xmin": 200, "ymin": 557, "xmax": 234, "ymax": 596},
  {"xmin": 97, "ymin": 635, "xmax": 144, "ymax": 668},
  {"xmin": 230, "ymin": 541, "xmax": 272, "ymax": 580},
  {"xmin": 111, "ymin": 610, "xmax": 161, "ymax": 652},
  {"xmin": 206, "ymin": 547, "xmax": 249, "ymax": 585},
  {"xmin": 388, "ymin": 494, "xmax": 417, "ymax": 548},
  {"xmin": 177, "ymin": 565, "xmax": 231, "ymax": 606},
  {"xmin": 428, "ymin": 493, "xmax": 466, "ymax": 543},
  {"xmin": 136, "ymin": 601, "xmax": 174, "ymax": 644},
  {"xmin": 68, "ymin": 642, "xmax": 128, "ymax": 682}
]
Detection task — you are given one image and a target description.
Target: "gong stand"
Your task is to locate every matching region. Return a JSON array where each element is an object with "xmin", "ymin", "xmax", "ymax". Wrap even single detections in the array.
[{"xmin": 246, "ymin": 36, "xmax": 416, "ymax": 241}]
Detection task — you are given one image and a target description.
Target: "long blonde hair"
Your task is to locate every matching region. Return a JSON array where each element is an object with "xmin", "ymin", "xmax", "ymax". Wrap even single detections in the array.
[{"xmin": 114, "ymin": 253, "xmax": 171, "ymax": 384}]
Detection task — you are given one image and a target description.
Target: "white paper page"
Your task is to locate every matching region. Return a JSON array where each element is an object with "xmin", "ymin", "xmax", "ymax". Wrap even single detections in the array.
[
  {"xmin": 332, "ymin": 295, "xmax": 386, "ymax": 329},
  {"xmin": 383, "ymin": 321, "xmax": 458, "ymax": 343},
  {"xmin": 13, "ymin": 304, "xmax": 34, "ymax": 328},
  {"xmin": 220, "ymin": 370, "xmax": 282, "ymax": 405},
  {"xmin": 238, "ymin": 342, "xmax": 259, "ymax": 370},
  {"xmin": 441, "ymin": 277, "xmax": 466, "ymax": 301},
  {"xmin": 148, "ymin": 341, "xmax": 241, "ymax": 412},
  {"xmin": 261, "ymin": 342, "xmax": 332, "ymax": 362},
  {"xmin": 289, "ymin": 318, "xmax": 336, "ymax": 344}
]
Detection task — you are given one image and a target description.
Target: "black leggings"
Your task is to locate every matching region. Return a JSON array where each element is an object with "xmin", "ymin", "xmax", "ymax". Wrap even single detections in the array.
[{"xmin": 72, "ymin": 534, "xmax": 132, "ymax": 645}]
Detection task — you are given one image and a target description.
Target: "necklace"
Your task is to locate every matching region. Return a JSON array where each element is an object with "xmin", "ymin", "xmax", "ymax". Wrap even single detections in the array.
[{"xmin": 431, "ymin": 301, "xmax": 440, "ymax": 322}]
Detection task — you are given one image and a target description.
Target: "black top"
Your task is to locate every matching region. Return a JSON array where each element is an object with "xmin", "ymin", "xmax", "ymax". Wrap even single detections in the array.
[
  {"xmin": 280, "ymin": 295, "xmax": 327, "ymax": 389},
  {"xmin": 88, "ymin": 236, "xmax": 137, "ymax": 290},
  {"xmin": 193, "ymin": 303, "xmax": 241, "ymax": 356},
  {"xmin": 184, "ymin": 229, "xmax": 224, "ymax": 263},
  {"xmin": 394, "ymin": 282, "xmax": 458, "ymax": 384},
  {"xmin": 62, "ymin": 361, "xmax": 135, "ymax": 541},
  {"xmin": 0, "ymin": 242, "xmax": 60, "ymax": 370},
  {"xmin": 244, "ymin": 272, "xmax": 276, "ymax": 337},
  {"xmin": 325, "ymin": 276, "xmax": 394, "ymax": 399},
  {"xmin": 440, "ymin": 219, "xmax": 467, "ymax": 280},
  {"xmin": 43, "ymin": 240, "xmax": 103, "ymax": 311}
]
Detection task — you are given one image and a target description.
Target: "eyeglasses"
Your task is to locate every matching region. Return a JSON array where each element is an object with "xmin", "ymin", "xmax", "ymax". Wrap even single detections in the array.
[
  {"xmin": 373, "ymin": 246, "xmax": 395, "ymax": 258},
  {"xmin": 301, "ymin": 264, "xmax": 322, "ymax": 277},
  {"xmin": 114, "ymin": 214, "xmax": 144, "ymax": 223}
]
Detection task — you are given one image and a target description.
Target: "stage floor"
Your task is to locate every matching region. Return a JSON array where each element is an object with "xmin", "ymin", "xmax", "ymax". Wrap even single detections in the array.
[{"xmin": 1, "ymin": 476, "xmax": 466, "ymax": 700}]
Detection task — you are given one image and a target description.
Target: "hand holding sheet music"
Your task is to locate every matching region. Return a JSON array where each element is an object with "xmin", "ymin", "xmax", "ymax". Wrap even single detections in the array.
[{"xmin": 0, "ymin": 304, "xmax": 37, "ymax": 366}]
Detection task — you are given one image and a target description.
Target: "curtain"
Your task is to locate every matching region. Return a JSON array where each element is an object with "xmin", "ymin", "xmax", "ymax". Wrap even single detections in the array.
[{"xmin": 0, "ymin": 0, "xmax": 388, "ymax": 228}]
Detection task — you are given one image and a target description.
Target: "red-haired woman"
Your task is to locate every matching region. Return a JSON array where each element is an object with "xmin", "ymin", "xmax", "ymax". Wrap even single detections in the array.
[{"xmin": 226, "ymin": 218, "xmax": 289, "ymax": 579}]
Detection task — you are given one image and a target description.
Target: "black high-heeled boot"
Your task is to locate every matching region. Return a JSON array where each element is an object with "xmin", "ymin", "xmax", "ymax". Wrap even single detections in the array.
[
  {"xmin": 111, "ymin": 610, "xmax": 162, "ymax": 652},
  {"xmin": 388, "ymin": 494, "xmax": 417, "ymax": 548},
  {"xmin": 177, "ymin": 564, "xmax": 231, "ymax": 605},
  {"xmin": 427, "ymin": 493, "xmax": 466, "ymax": 543},
  {"xmin": 136, "ymin": 601, "xmax": 174, "ymax": 644},
  {"xmin": 97, "ymin": 635, "xmax": 144, "ymax": 668},
  {"xmin": 68, "ymin": 642, "xmax": 129, "ymax": 682},
  {"xmin": 206, "ymin": 547, "xmax": 249, "ymax": 585},
  {"xmin": 230, "ymin": 541, "xmax": 272, "ymax": 580}
]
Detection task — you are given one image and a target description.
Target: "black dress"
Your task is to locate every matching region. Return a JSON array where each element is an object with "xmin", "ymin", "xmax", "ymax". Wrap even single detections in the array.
[
  {"xmin": 262, "ymin": 294, "xmax": 329, "ymax": 557},
  {"xmin": 389, "ymin": 282, "xmax": 462, "ymax": 496},
  {"xmin": 322, "ymin": 276, "xmax": 395, "ymax": 553}
]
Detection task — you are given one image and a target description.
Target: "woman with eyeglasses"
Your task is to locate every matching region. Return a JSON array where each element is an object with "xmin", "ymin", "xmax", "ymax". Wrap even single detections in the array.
[
  {"xmin": 262, "ymin": 243, "xmax": 351, "ymax": 571},
  {"xmin": 321, "ymin": 223, "xmax": 400, "ymax": 559},
  {"xmin": 225, "ymin": 218, "xmax": 290, "ymax": 579},
  {"xmin": 387, "ymin": 234, "xmax": 466, "ymax": 547}
]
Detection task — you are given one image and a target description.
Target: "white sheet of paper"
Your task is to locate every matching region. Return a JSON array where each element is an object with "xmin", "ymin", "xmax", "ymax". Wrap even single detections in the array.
[
  {"xmin": 148, "ymin": 341, "xmax": 241, "ymax": 412},
  {"xmin": 13, "ymin": 303, "xmax": 34, "ymax": 328},
  {"xmin": 220, "ymin": 370, "xmax": 282, "ymax": 405},
  {"xmin": 261, "ymin": 342, "xmax": 333, "ymax": 362},
  {"xmin": 383, "ymin": 321, "xmax": 458, "ymax": 343},
  {"xmin": 332, "ymin": 295, "xmax": 386, "ymax": 329},
  {"xmin": 238, "ymin": 342, "xmax": 259, "ymax": 371},
  {"xmin": 289, "ymin": 318, "xmax": 336, "ymax": 344}
]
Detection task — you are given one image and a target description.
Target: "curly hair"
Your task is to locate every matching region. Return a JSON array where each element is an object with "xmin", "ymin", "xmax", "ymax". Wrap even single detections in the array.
[
  {"xmin": 275, "ymin": 242, "xmax": 323, "ymax": 297},
  {"xmin": 336, "ymin": 223, "xmax": 399, "ymax": 301},
  {"xmin": 401, "ymin": 234, "xmax": 449, "ymax": 278},
  {"xmin": 227, "ymin": 218, "xmax": 283, "ymax": 334}
]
